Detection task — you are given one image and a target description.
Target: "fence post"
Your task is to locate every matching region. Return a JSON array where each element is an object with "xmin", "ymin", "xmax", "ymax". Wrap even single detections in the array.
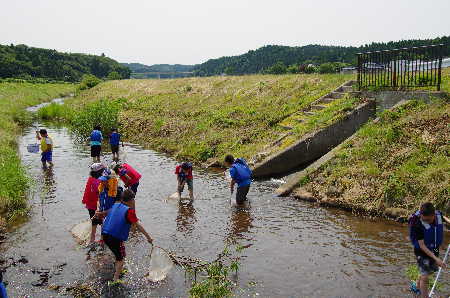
[
  {"xmin": 437, "ymin": 44, "xmax": 443, "ymax": 91},
  {"xmin": 357, "ymin": 54, "xmax": 361, "ymax": 91}
]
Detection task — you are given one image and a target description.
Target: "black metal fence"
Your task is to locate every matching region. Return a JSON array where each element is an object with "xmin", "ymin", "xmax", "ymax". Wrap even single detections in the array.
[{"xmin": 357, "ymin": 44, "xmax": 444, "ymax": 91}]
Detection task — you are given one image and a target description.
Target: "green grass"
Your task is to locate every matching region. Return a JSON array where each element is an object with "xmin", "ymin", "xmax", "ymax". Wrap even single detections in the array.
[
  {"xmin": 0, "ymin": 82, "xmax": 74, "ymax": 226},
  {"xmin": 277, "ymin": 95, "xmax": 363, "ymax": 150},
  {"xmin": 57, "ymin": 73, "xmax": 353, "ymax": 163},
  {"xmin": 302, "ymin": 99, "xmax": 449, "ymax": 216}
]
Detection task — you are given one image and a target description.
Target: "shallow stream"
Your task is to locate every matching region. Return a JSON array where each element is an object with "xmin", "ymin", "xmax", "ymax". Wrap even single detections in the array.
[{"xmin": 2, "ymin": 104, "xmax": 449, "ymax": 297}]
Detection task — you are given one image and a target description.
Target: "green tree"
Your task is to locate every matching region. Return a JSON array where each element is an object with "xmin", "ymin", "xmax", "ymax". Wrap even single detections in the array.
[
  {"xmin": 264, "ymin": 61, "xmax": 287, "ymax": 74},
  {"xmin": 77, "ymin": 74, "xmax": 102, "ymax": 91},
  {"xmin": 107, "ymin": 71, "xmax": 122, "ymax": 80},
  {"xmin": 287, "ymin": 64, "xmax": 299, "ymax": 74},
  {"xmin": 318, "ymin": 62, "xmax": 337, "ymax": 74}
]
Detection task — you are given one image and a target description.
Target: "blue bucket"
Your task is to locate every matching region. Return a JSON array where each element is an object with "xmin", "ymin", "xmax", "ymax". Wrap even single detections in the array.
[{"xmin": 27, "ymin": 143, "xmax": 40, "ymax": 153}]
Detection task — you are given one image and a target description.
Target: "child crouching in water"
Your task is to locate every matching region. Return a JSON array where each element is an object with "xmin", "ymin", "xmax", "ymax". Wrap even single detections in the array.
[
  {"xmin": 97, "ymin": 168, "xmax": 121, "ymax": 214},
  {"xmin": 82, "ymin": 163, "xmax": 105, "ymax": 244},
  {"xmin": 98, "ymin": 189, "xmax": 153, "ymax": 282},
  {"xmin": 175, "ymin": 162, "xmax": 194, "ymax": 200}
]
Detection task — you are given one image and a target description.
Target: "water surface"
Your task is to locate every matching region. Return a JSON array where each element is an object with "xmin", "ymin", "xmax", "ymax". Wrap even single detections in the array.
[{"xmin": 2, "ymin": 122, "xmax": 449, "ymax": 297}]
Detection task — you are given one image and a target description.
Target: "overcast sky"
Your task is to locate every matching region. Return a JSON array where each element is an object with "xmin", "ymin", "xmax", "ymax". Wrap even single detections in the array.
[{"xmin": 1, "ymin": 0, "xmax": 449, "ymax": 65}]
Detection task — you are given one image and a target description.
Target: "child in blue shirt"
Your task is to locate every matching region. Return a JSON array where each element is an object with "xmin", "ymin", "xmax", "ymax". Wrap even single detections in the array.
[
  {"xmin": 90, "ymin": 125, "xmax": 103, "ymax": 163},
  {"xmin": 224, "ymin": 155, "xmax": 252, "ymax": 205},
  {"xmin": 109, "ymin": 128, "xmax": 121, "ymax": 161}
]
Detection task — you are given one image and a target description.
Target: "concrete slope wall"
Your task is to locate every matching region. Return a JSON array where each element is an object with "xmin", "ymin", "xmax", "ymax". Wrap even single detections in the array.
[{"xmin": 252, "ymin": 100, "xmax": 376, "ymax": 178}]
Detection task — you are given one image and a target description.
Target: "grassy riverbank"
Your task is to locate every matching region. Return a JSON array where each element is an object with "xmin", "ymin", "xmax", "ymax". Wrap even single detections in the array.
[
  {"xmin": 296, "ymin": 98, "xmax": 449, "ymax": 218},
  {"xmin": 0, "ymin": 82, "xmax": 74, "ymax": 227},
  {"xmin": 48, "ymin": 73, "xmax": 353, "ymax": 164}
]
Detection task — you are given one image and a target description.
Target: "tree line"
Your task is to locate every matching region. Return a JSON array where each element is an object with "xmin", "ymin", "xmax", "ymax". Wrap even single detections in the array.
[
  {"xmin": 0, "ymin": 43, "xmax": 131, "ymax": 82},
  {"xmin": 193, "ymin": 36, "xmax": 450, "ymax": 76},
  {"xmin": 121, "ymin": 63, "xmax": 195, "ymax": 73}
]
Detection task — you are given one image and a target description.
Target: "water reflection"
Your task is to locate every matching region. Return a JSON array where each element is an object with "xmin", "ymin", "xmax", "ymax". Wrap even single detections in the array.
[
  {"xmin": 40, "ymin": 167, "xmax": 57, "ymax": 216},
  {"xmin": 176, "ymin": 200, "xmax": 197, "ymax": 235},
  {"xmin": 227, "ymin": 208, "xmax": 253, "ymax": 243}
]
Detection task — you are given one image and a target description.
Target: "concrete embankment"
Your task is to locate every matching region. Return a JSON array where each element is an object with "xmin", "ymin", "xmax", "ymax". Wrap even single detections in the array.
[
  {"xmin": 277, "ymin": 96, "xmax": 449, "ymax": 222},
  {"xmin": 252, "ymin": 99, "xmax": 376, "ymax": 178}
]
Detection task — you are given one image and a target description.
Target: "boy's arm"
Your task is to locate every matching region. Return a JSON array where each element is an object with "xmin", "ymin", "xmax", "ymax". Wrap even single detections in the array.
[
  {"xmin": 230, "ymin": 179, "xmax": 236, "ymax": 193},
  {"xmin": 418, "ymin": 240, "xmax": 446, "ymax": 267},
  {"xmin": 443, "ymin": 215, "xmax": 450, "ymax": 225},
  {"xmin": 36, "ymin": 131, "xmax": 42, "ymax": 140},
  {"xmin": 134, "ymin": 222, "xmax": 153, "ymax": 243}
]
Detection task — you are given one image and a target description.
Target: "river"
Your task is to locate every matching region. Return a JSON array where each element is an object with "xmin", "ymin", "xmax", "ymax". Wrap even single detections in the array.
[{"xmin": 1, "ymin": 113, "xmax": 449, "ymax": 296}]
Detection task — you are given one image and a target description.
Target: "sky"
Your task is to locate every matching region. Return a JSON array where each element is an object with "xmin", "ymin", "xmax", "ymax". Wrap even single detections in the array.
[{"xmin": 1, "ymin": 0, "xmax": 449, "ymax": 65}]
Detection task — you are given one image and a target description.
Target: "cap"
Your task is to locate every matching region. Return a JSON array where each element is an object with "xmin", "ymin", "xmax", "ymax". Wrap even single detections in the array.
[{"xmin": 90, "ymin": 163, "xmax": 105, "ymax": 172}]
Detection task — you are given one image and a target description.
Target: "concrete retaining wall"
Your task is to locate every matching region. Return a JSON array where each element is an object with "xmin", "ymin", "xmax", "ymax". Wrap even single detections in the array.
[
  {"xmin": 275, "ymin": 99, "xmax": 410, "ymax": 197},
  {"xmin": 362, "ymin": 90, "xmax": 447, "ymax": 112},
  {"xmin": 252, "ymin": 100, "xmax": 376, "ymax": 178}
]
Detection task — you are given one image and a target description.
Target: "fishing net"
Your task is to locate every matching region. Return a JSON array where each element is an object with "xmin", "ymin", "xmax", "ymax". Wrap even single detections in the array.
[
  {"xmin": 146, "ymin": 245, "xmax": 214, "ymax": 282},
  {"xmin": 71, "ymin": 220, "xmax": 92, "ymax": 244},
  {"xmin": 145, "ymin": 246, "xmax": 174, "ymax": 282}
]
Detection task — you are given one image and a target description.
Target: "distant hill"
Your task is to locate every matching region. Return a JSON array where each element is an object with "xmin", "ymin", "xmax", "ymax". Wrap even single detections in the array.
[
  {"xmin": 192, "ymin": 36, "xmax": 450, "ymax": 76},
  {"xmin": 122, "ymin": 63, "xmax": 195, "ymax": 73},
  {"xmin": 0, "ymin": 43, "xmax": 131, "ymax": 82}
]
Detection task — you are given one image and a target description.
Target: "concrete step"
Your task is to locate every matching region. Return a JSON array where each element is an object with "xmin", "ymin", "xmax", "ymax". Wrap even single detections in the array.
[
  {"xmin": 279, "ymin": 125, "xmax": 293, "ymax": 130},
  {"xmin": 341, "ymin": 86, "xmax": 353, "ymax": 92},
  {"xmin": 318, "ymin": 97, "xmax": 335, "ymax": 104},
  {"xmin": 330, "ymin": 92, "xmax": 345, "ymax": 99},
  {"xmin": 311, "ymin": 105, "xmax": 326, "ymax": 111}
]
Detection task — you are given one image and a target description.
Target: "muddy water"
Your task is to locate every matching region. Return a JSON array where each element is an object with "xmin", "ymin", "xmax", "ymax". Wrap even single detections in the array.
[{"xmin": 2, "ymin": 121, "xmax": 449, "ymax": 297}]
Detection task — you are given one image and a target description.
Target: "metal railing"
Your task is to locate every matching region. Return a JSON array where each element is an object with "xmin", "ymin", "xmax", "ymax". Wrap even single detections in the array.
[{"xmin": 357, "ymin": 44, "xmax": 444, "ymax": 91}]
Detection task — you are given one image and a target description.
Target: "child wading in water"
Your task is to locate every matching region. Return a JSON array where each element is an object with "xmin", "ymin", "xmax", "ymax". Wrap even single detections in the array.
[
  {"xmin": 175, "ymin": 162, "xmax": 194, "ymax": 200},
  {"xmin": 109, "ymin": 128, "xmax": 121, "ymax": 161},
  {"xmin": 113, "ymin": 163, "xmax": 142, "ymax": 195},
  {"xmin": 90, "ymin": 125, "xmax": 103, "ymax": 163},
  {"xmin": 82, "ymin": 163, "xmax": 104, "ymax": 244},
  {"xmin": 224, "ymin": 155, "xmax": 252, "ymax": 205},
  {"xmin": 98, "ymin": 189, "xmax": 153, "ymax": 282},
  {"xmin": 97, "ymin": 168, "xmax": 121, "ymax": 215},
  {"xmin": 36, "ymin": 129, "xmax": 53, "ymax": 168},
  {"xmin": 409, "ymin": 202, "xmax": 446, "ymax": 297}
]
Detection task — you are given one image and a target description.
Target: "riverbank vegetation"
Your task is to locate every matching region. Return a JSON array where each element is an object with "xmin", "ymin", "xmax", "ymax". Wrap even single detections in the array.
[
  {"xmin": 44, "ymin": 73, "xmax": 353, "ymax": 164},
  {"xmin": 297, "ymin": 98, "xmax": 449, "ymax": 217},
  {"xmin": 0, "ymin": 81, "xmax": 74, "ymax": 227}
]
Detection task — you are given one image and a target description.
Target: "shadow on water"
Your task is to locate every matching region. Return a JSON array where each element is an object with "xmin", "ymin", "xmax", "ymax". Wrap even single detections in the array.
[{"xmin": 1, "ymin": 117, "xmax": 449, "ymax": 297}]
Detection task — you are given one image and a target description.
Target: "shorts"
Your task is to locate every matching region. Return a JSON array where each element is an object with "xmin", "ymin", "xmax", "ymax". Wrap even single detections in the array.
[
  {"xmin": 417, "ymin": 254, "xmax": 439, "ymax": 275},
  {"xmin": 236, "ymin": 185, "xmax": 250, "ymax": 205},
  {"xmin": 111, "ymin": 145, "xmax": 119, "ymax": 154},
  {"xmin": 41, "ymin": 151, "xmax": 52, "ymax": 162},
  {"xmin": 178, "ymin": 179, "xmax": 193, "ymax": 193},
  {"xmin": 102, "ymin": 233, "xmax": 126, "ymax": 261},
  {"xmin": 91, "ymin": 145, "xmax": 101, "ymax": 157},
  {"xmin": 129, "ymin": 182, "xmax": 139, "ymax": 194},
  {"xmin": 88, "ymin": 209, "xmax": 103, "ymax": 225}
]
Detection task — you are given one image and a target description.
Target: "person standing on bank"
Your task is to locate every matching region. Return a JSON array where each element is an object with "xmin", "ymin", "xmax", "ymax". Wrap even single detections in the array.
[
  {"xmin": 90, "ymin": 125, "xmax": 103, "ymax": 163},
  {"xmin": 36, "ymin": 129, "xmax": 53, "ymax": 169},
  {"xmin": 408, "ymin": 202, "xmax": 446, "ymax": 297},
  {"xmin": 224, "ymin": 155, "xmax": 252, "ymax": 205}
]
